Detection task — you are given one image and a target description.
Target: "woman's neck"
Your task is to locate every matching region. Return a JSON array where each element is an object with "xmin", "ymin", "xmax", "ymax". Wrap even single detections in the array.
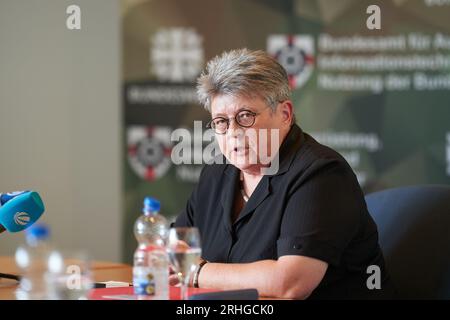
[{"xmin": 240, "ymin": 171, "xmax": 264, "ymax": 199}]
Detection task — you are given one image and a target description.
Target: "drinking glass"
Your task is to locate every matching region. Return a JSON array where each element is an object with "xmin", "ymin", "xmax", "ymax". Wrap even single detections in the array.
[
  {"xmin": 166, "ymin": 227, "xmax": 202, "ymax": 300},
  {"xmin": 49, "ymin": 250, "xmax": 93, "ymax": 300}
]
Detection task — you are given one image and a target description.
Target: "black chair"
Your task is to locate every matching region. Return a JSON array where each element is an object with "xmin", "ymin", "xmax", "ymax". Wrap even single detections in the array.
[{"xmin": 365, "ymin": 185, "xmax": 450, "ymax": 299}]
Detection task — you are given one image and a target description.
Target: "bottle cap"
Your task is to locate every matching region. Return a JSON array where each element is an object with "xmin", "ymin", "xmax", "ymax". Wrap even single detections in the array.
[
  {"xmin": 143, "ymin": 197, "xmax": 160, "ymax": 214},
  {"xmin": 26, "ymin": 223, "xmax": 49, "ymax": 242}
]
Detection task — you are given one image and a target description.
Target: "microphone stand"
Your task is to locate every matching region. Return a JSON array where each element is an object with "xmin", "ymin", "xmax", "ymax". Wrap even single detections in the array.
[
  {"xmin": 0, "ymin": 273, "xmax": 21, "ymax": 281},
  {"xmin": 0, "ymin": 225, "xmax": 21, "ymax": 282}
]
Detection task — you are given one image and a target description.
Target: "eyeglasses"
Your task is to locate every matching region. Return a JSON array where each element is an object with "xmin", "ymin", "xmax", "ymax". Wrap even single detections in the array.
[{"xmin": 206, "ymin": 108, "xmax": 269, "ymax": 135}]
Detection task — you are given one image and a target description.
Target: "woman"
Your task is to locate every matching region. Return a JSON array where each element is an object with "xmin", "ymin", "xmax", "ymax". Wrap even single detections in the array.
[{"xmin": 173, "ymin": 48, "xmax": 395, "ymax": 299}]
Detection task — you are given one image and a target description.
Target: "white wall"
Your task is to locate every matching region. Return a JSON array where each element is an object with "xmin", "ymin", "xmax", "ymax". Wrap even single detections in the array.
[{"xmin": 0, "ymin": 0, "xmax": 122, "ymax": 262}]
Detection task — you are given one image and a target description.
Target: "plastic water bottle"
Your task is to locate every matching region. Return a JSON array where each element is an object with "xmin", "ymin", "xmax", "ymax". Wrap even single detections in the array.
[
  {"xmin": 15, "ymin": 224, "xmax": 63, "ymax": 300},
  {"xmin": 133, "ymin": 197, "xmax": 169, "ymax": 299}
]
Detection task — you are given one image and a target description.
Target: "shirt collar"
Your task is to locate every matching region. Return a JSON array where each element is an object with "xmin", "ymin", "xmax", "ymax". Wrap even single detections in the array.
[{"xmin": 273, "ymin": 123, "xmax": 304, "ymax": 176}]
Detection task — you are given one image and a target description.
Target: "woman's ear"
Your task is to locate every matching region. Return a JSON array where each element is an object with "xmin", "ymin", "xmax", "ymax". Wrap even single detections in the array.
[{"xmin": 279, "ymin": 100, "xmax": 294, "ymax": 125}]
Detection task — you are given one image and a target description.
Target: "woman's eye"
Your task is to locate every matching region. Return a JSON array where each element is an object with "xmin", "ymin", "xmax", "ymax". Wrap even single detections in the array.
[
  {"xmin": 239, "ymin": 112, "xmax": 252, "ymax": 119},
  {"xmin": 214, "ymin": 118, "xmax": 226, "ymax": 125}
]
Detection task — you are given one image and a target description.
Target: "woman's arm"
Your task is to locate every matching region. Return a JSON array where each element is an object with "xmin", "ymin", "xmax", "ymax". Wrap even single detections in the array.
[{"xmin": 197, "ymin": 255, "xmax": 328, "ymax": 299}]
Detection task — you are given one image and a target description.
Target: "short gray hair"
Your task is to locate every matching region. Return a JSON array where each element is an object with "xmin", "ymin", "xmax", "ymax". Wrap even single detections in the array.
[{"xmin": 196, "ymin": 48, "xmax": 291, "ymax": 113}]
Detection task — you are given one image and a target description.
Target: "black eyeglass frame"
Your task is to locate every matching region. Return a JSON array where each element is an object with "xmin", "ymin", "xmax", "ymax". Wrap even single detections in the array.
[{"xmin": 206, "ymin": 108, "xmax": 266, "ymax": 135}]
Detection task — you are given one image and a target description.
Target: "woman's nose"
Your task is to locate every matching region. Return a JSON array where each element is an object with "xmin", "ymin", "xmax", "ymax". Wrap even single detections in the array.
[{"xmin": 227, "ymin": 118, "xmax": 244, "ymax": 137}]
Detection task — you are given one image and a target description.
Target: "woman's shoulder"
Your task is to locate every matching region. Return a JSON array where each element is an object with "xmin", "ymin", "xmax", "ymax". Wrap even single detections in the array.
[
  {"xmin": 289, "ymin": 132, "xmax": 358, "ymax": 183},
  {"xmin": 301, "ymin": 132, "xmax": 348, "ymax": 162}
]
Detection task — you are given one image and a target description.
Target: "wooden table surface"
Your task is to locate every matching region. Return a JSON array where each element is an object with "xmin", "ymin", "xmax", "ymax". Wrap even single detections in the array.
[{"xmin": 0, "ymin": 256, "xmax": 132, "ymax": 300}]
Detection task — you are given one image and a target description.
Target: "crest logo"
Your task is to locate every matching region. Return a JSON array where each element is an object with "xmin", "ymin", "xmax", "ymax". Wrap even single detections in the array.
[
  {"xmin": 127, "ymin": 126, "xmax": 173, "ymax": 181},
  {"xmin": 267, "ymin": 35, "xmax": 315, "ymax": 89}
]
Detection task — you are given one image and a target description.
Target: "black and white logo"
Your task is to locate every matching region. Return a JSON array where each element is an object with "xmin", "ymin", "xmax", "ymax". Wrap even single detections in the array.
[{"xmin": 150, "ymin": 28, "xmax": 204, "ymax": 82}]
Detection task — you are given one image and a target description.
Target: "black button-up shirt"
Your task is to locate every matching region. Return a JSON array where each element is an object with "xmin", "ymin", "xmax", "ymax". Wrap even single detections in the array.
[{"xmin": 174, "ymin": 124, "xmax": 395, "ymax": 299}]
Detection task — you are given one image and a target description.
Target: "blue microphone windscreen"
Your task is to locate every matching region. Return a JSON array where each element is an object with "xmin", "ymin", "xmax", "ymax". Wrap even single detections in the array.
[
  {"xmin": 0, "ymin": 190, "xmax": 30, "ymax": 207},
  {"xmin": 0, "ymin": 191, "xmax": 45, "ymax": 232}
]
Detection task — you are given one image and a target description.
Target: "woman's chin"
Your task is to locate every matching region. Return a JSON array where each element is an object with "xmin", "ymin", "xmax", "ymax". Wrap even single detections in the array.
[{"xmin": 226, "ymin": 155, "xmax": 263, "ymax": 173}]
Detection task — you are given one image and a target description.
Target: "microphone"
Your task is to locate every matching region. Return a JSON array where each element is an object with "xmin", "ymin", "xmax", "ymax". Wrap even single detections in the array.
[{"xmin": 0, "ymin": 191, "xmax": 45, "ymax": 233}]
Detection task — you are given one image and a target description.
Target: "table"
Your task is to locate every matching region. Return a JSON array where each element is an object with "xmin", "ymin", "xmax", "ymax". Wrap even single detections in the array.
[{"xmin": 0, "ymin": 256, "xmax": 220, "ymax": 300}]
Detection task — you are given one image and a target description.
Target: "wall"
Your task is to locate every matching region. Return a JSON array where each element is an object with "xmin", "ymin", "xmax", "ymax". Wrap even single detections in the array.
[{"xmin": 0, "ymin": 0, "xmax": 122, "ymax": 262}]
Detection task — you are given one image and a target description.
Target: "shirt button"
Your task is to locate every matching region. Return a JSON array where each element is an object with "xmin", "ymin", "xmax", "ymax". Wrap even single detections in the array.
[{"xmin": 293, "ymin": 244, "xmax": 301, "ymax": 249}]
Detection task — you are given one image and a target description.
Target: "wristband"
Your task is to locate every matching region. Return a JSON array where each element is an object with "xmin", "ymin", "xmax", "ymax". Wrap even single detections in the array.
[{"xmin": 193, "ymin": 260, "xmax": 208, "ymax": 288}]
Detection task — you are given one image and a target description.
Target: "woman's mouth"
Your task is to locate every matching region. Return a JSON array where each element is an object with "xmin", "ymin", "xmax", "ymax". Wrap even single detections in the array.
[{"xmin": 233, "ymin": 146, "xmax": 249, "ymax": 154}]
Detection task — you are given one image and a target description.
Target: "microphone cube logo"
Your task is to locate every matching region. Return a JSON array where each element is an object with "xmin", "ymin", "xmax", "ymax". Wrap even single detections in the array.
[{"xmin": 14, "ymin": 212, "xmax": 30, "ymax": 226}]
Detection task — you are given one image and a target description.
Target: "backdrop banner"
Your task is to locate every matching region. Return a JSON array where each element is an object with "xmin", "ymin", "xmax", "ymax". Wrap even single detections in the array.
[{"xmin": 122, "ymin": 0, "xmax": 450, "ymax": 262}]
